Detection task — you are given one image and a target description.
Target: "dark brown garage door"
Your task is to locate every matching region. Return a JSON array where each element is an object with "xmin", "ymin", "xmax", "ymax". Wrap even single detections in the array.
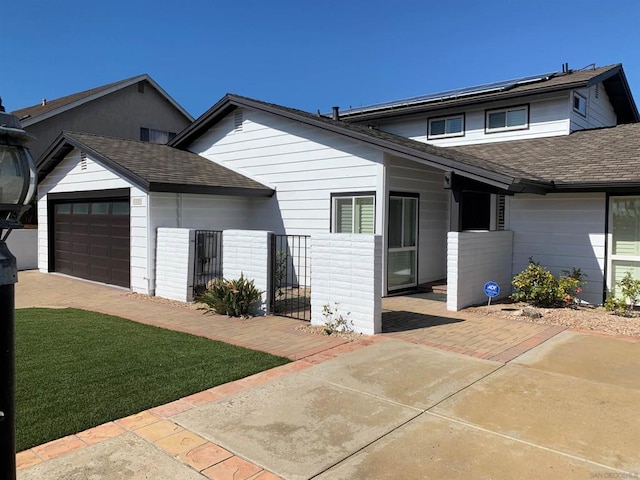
[{"xmin": 53, "ymin": 200, "xmax": 130, "ymax": 287}]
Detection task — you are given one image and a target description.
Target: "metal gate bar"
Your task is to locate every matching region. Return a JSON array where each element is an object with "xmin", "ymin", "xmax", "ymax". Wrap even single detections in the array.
[
  {"xmin": 193, "ymin": 230, "xmax": 223, "ymax": 297},
  {"xmin": 271, "ymin": 234, "xmax": 311, "ymax": 321}
]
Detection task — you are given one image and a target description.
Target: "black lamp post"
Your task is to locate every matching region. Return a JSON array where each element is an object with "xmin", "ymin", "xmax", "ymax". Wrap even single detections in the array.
[{"xmin": 0, "ymin": 98, "xmax": 36, "ymax": 480}]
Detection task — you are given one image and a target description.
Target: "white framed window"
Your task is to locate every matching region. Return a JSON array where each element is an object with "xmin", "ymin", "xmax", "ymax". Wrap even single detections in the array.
[
  {"xmin": 332, "ymin": 193, "xmax": 375, "ymax": 234},
  {"xmin": 573, "ymin": 92, "xmax": 587, "ymax": 117},
  {"xmin": 428, "ymin": 114, "xmax": 464, "ymax": 139},
  {"xmin": 486, "ymin": 105, "xmax": 529, "ymax": 133}
]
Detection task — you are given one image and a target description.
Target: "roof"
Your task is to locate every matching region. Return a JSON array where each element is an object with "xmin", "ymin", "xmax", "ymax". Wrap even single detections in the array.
[
  {"xmin": 170, "ymin": 94, "xmax": 551, "ymax": 193},
  {"xmin": 11, "ymin": 74, "xmax": 194, "ymax": 127},
  {"xmin": 339, "ymin": 64, "xmax": 639, "ymax": 124},
  {"xmin": 38, "ymin": 132, "xmax": 274, "ymax": 197},
  {"xmin": 450, "ymin": 123, "xmax": 640, "ymax": 190}
]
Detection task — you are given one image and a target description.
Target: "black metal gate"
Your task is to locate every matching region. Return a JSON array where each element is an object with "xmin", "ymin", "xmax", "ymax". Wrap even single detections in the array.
[
  {"xmin": 192, "ymin": 230, "xmax": 223, "ymax": 297},
  {"xmin": 271, "ymin": 234, "xmax": 311, "ymax": 320}
]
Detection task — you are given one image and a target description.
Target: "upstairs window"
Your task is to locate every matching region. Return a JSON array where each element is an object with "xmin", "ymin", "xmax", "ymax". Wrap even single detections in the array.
[
  {"xmin": 428, "ymin": 114, "xmax": 464, "ymax": 139},
  {"xmin": 140, "ymin": 128, "xmax": 177, "ymax": 144},
  {"xmin": 332, "ymin": 193, "xmax": 375, "ymax": 234},
  {"xmin": 573, "ymin": 92, "xmax": 587, "ymax": 117},
  {"xmin": 486, "ymin": 105, "xmax": 529, "ymax": 133}
]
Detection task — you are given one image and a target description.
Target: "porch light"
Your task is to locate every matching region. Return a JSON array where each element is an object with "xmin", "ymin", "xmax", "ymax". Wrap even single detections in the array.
[
  {"xmin": 0, "ymin": 98, "xmax": 36, "ymax": 480},
  {"xmin": 0, "ymin": 102, "xmax": 36, "ymax": 238}
]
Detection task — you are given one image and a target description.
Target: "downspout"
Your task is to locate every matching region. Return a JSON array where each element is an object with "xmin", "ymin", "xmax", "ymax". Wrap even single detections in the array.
[{"xmin": 146, "ymin": 193, "xmax": 155, "ymax": 296}]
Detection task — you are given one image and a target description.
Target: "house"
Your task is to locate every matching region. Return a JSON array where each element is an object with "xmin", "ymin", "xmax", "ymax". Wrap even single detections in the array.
[
  {"xmin": 35, "ymin": 63, "xmax": 640, "ymax": 323},
  {"xmin": 10, "ymin": 74, "xmax": 194, "ymax": 270},
  {"xmin": 12, "ymin": 74, "xmax": 193, "ymax": 163}
]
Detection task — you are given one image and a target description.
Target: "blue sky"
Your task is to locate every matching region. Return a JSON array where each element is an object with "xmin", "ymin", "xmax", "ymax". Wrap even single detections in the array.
[{"xmin": 2, "ymin": 0, "xmax": 639, "ymax": 118}]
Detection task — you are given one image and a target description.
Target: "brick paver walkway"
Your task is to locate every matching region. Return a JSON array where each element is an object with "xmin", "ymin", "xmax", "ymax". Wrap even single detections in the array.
[
  {"xmin": 15, "ymin": 271, "xmax": 347, "ymax": 361},
  {"xmin": 383, "ymin": 293, "xmax": 566, "ymax": 363}
]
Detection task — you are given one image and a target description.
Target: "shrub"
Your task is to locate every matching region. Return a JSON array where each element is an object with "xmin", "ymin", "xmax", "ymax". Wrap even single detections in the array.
[
  {"xmin": 200, "ymin": 274, "xmax": 263, "ymax": 317},
  {"xmin": 605, "ymin": 271, "xmax": 640, "ymax": 316},
  {"xmin": 511, "ymin": 259, "xmax": 587, "ymax": 307},
  {"xmin": 321, "ymin": 303, "xmax": 354, "ymax": 335}
]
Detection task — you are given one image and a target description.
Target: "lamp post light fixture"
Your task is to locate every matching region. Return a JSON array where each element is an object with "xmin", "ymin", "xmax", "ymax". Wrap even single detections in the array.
[{"xmin": 0, "ymin": 98, "xmax": 37, "ymax": 480}]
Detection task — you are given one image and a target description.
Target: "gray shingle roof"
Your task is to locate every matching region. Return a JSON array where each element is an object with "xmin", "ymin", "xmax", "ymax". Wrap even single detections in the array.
[
  {"xmin": 173, "ymin": 93, "xmax": 640, "ymax": 193},
  {"xmin": 39, "ymin": 132, "xmax": 274, "ymax": 196},
  {"xmin": 451, "ymin": 124, "xmax": 640, "ymax": 188}
]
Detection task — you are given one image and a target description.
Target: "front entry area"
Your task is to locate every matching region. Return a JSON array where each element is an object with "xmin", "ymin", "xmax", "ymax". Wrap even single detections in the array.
[{"xmin": 49, "ymin": 193, "xmax": 130, "ymax": 288}]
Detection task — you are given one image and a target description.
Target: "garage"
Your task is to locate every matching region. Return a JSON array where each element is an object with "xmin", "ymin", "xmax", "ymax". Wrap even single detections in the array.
[{"xmin": 49, "ymin": 191, "xmax": 130, "ymax": 288}]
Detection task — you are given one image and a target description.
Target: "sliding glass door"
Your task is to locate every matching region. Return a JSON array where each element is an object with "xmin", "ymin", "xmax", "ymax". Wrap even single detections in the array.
[{"xmin": 387, "ymin": 194, "xmax": 418, "ymax": 291}]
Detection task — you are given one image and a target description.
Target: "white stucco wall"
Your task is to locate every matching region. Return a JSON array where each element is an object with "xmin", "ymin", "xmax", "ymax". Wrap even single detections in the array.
[
  {"xmin": 311, "ymin": 234, "xmax": 382, "ymax": 335},
  {"xmin": 447, "ymin": 231, "xmax": 514, "ymax": 311}
]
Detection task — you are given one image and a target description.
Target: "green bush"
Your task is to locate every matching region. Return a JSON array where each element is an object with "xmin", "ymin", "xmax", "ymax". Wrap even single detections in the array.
[
  {"xmin": 511, "ymin": 259, "xmax": 586, "ymax": 307},
  {"xmin": 200, "ymin": 274, "xmax": 263, "ymax": 317},
  {"xmin": 605, "ymin": 271, "xmax": 640, "ymax": 316}
]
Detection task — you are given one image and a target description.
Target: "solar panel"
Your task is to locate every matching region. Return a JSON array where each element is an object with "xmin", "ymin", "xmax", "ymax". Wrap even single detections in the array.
[{"xmin": 341, "ymin": 71, "xmax": 557, "ymax": 116}]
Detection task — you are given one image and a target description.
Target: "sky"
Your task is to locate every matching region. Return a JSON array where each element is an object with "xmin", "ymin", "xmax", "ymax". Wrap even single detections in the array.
[{"xmin": 1, "ymin": 0, "xmax": 639, "ymax": 119}]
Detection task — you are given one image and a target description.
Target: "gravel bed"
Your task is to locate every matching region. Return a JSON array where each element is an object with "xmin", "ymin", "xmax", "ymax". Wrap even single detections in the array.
[
  {"xmin": 467, "ymin": 302, "xmax": 640, "ymax": 338},
  {"xmin": 126, "ymin": 292, "xmax": 206, "ymax": 310},
  {"xmin": 294, "ymin": 324, "xmax": 364, "ymax": 341}
]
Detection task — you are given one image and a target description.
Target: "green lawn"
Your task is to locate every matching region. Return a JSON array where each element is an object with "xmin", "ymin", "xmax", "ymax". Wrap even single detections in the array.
[{"xmin": 15, "ymin": 308, "xmax": 290, "ymax": 451}]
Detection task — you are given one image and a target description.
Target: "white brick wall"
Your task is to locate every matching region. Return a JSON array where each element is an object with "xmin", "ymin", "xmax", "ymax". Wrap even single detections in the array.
[
  {"xmin": 311, "ymin": 234, "xmax": 382, "ymax": 335},
  {"xmin": 155, "ymin": 228, "xmax": 195, "ymax": 302},
  {"xmin": 7, "ymin": 229, "xmax": 38, "ymax": 271},
  {"xmin": 447, "ymin": 231, "xmax": 514, "ymax": 311},
  {"xmin": 223, "ymin": 230, "xmax": 272, "ymax": 315}
]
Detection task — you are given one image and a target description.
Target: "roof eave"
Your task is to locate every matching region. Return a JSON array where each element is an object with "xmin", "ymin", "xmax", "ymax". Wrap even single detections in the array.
[
  {"xmin": 148, "ymin": 182, "xmax": 275, "ymax": 197},
  {"xmin": 551, "ymin": 181, "xmax": 640, "ymax": 193}
]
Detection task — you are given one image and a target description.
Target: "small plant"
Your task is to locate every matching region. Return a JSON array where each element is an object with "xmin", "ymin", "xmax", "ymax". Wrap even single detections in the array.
[
  {"xmin": 511, "ymin": 259, "xmax": 587, "ymax": 308},
  {"xmin": 321, "ymin": 303, "xmax": 354, "ymax": 335},
  {"xmin": 200, "ymin": 273, "xmax": 263, "ymax": 317},
  {"xmin": 605, "ymin": 271, "xmax": 640, "ymax": 316}
]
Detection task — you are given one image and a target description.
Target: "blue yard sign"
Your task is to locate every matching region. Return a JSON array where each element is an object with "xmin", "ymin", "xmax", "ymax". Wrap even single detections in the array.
[
  {"xmin": 484, "ymin": 281, "xmax": 500, "ymax": 298},
  {"xmin": 484, "ymin": 281, "xmax": 500, "ymax": 309}
]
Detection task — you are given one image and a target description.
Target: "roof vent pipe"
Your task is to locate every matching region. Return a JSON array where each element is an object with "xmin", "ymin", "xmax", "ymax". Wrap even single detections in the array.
[
  {"xmin": 332, "ymin": 106, "xmax": 340, "ymax": 120},
  {"xmin": 42, "ymin": 98, "xmax": 47, "ymax": 106}
]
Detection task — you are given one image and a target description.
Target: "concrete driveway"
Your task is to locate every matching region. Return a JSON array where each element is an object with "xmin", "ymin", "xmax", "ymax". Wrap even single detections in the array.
[{"xmin": 18, "ymin": 331, "xmax": 640, "ymax": 479}]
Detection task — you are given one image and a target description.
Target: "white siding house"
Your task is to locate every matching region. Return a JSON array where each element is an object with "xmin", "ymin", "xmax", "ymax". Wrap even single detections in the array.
[
  {"xmin": 35, "ymin": 63, "xmax": 639, "ymax": 317},
  {"xmin": 190, "ymin": 108, "xmax": 386, "ymax": 236}
]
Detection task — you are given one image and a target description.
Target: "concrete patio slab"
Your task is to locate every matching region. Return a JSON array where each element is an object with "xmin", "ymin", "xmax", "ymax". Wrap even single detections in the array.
[
  {"xmin": 173, "ymin": 373, "xmax": 421, "ymax": 480},
  {"xmin": 17, "ymin": 432, "xmax": 206, "ymax": 480},
  {"xmin": 308, "ymin": 338, "xmax": 501, "ymax": 409},
  {"xmin": 512, "ymin": 330, "xmax": 640, "ymax": 390},
  {"xmin": 315, "ymin": 413, "xmax": 613, "ymax": 480},
  {"xmin": 432, "ymin": 365, "xmax": 640, "ymax": 473}
]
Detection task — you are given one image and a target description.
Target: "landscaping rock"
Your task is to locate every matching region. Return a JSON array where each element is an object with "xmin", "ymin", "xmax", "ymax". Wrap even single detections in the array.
[{"xmin": 522, "ymin": 307, "xmax": 543, "ymax": 319}]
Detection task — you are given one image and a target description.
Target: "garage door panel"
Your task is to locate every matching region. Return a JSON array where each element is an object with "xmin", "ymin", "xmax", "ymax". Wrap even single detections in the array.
[{"xmin": 53, "ymin": 198, "xmax": 130, "ymax": 288}]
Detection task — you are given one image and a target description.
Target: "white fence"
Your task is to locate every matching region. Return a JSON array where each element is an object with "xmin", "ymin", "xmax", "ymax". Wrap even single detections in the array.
[{"xmin": 154, "ymin": 229, "xmax": 382, "ymax": 334}]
